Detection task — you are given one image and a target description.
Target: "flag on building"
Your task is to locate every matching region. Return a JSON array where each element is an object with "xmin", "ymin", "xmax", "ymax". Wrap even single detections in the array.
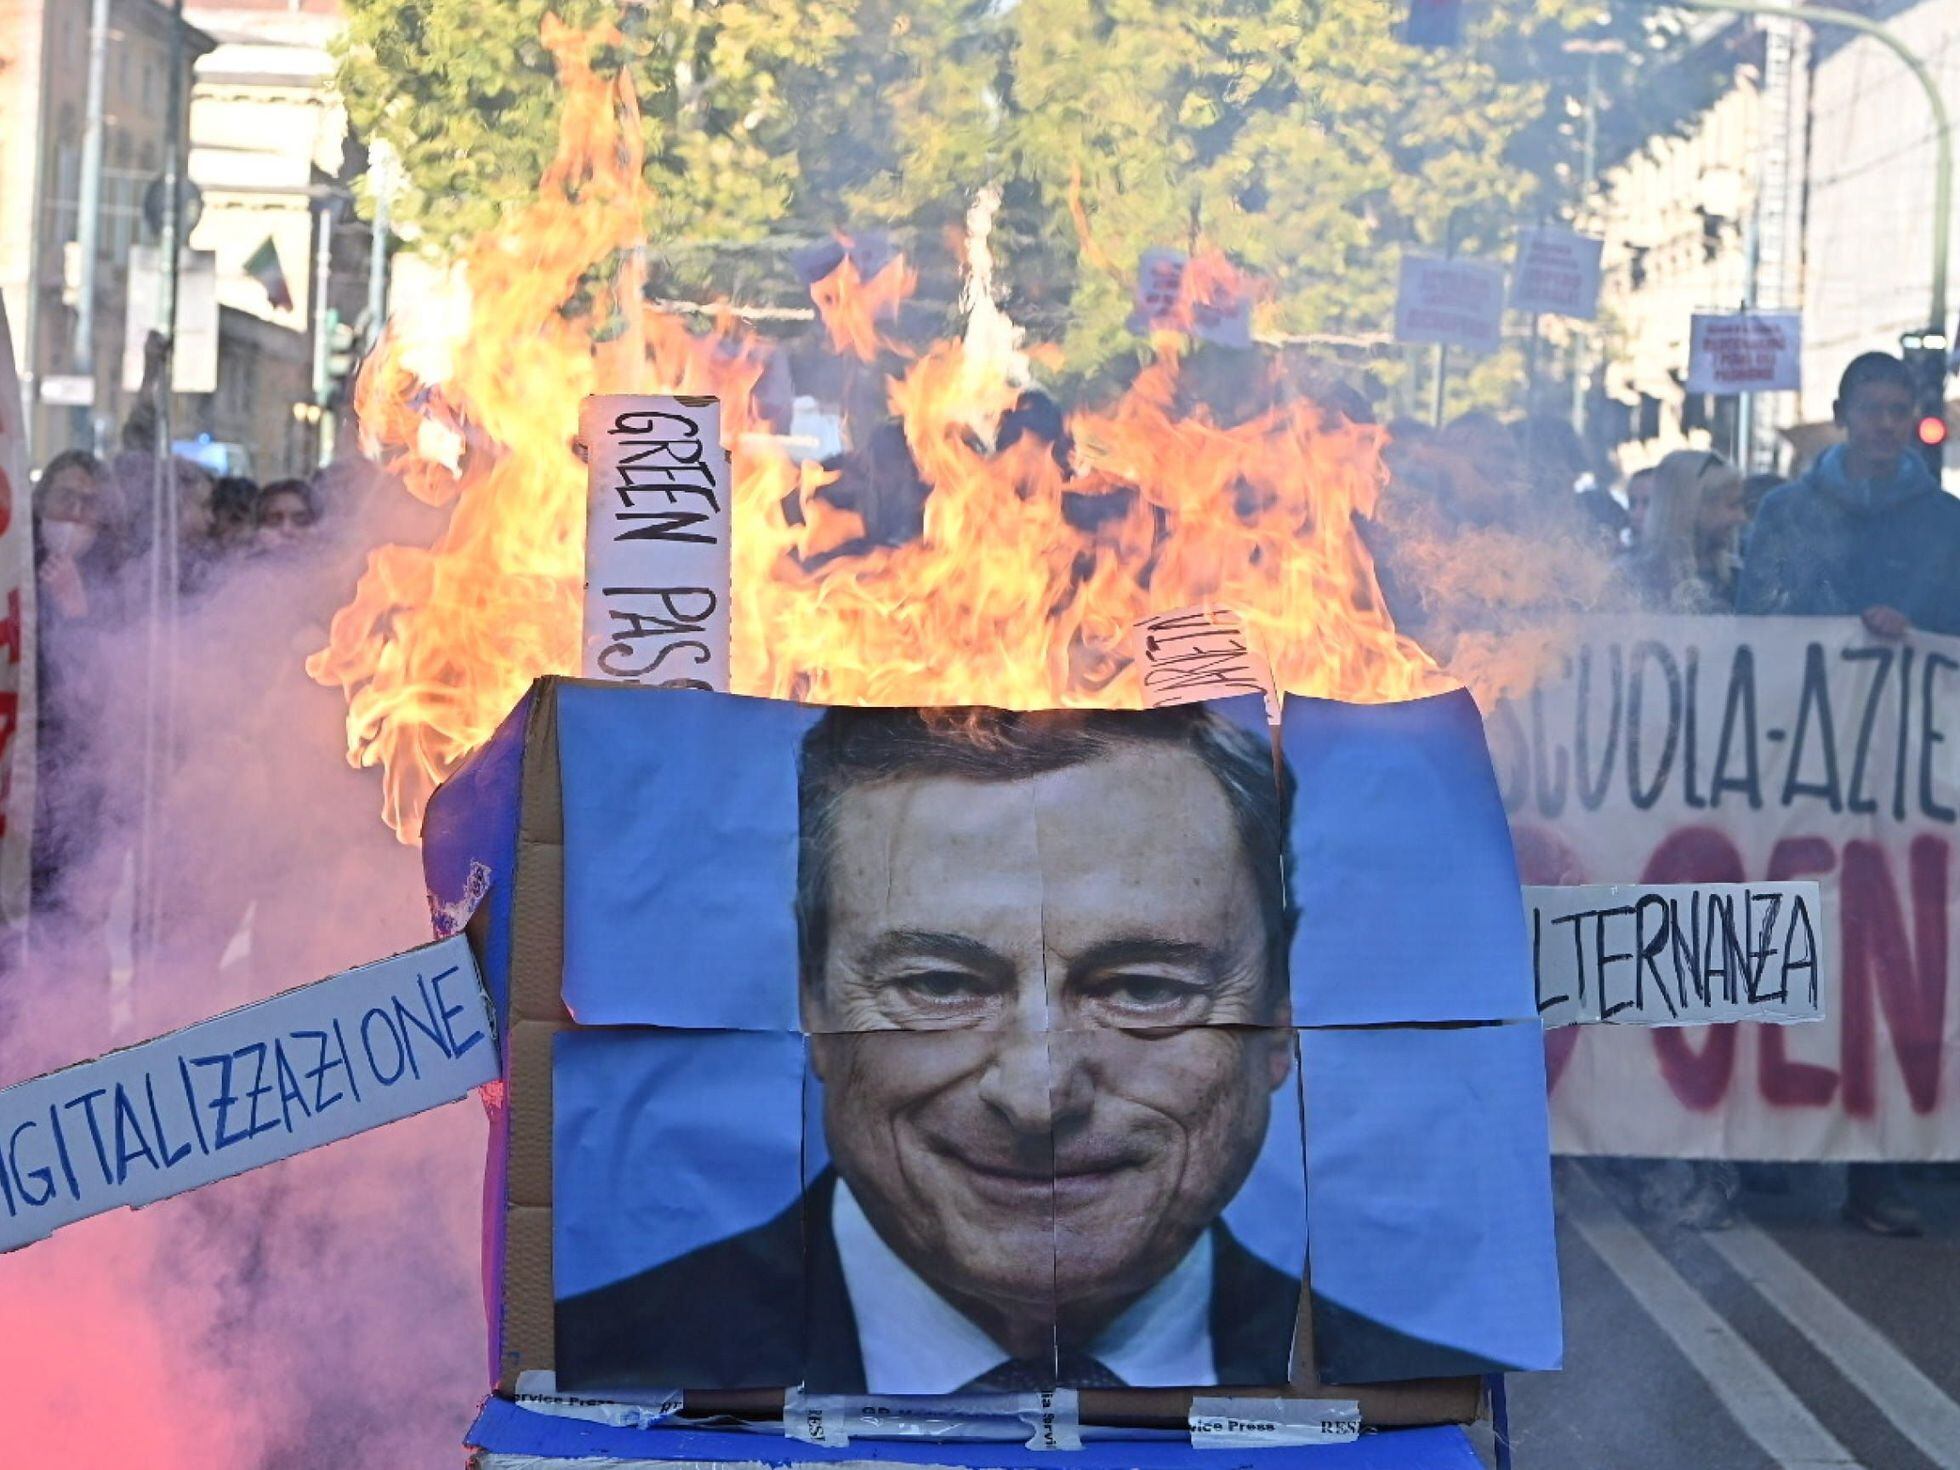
[{"xmin": 245, "ymin": 235, "xmax": 294, "ymax": 311}]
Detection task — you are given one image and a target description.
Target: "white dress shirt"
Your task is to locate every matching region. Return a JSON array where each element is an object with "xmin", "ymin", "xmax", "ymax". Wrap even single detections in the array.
[{"xmin": 832, "ymin": 1178, "xmax": 1218, "ymax": 1393}]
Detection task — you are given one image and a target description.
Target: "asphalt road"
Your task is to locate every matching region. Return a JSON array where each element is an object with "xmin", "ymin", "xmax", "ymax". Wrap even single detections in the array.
[{"xmin": 1468, "ymin": 1160, "xmax": 1960, "ymax": 1469}]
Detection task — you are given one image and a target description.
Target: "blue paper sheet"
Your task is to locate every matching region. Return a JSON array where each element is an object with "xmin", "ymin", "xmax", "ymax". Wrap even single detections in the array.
[
  {"xmin": 554, "ymin": 1029, "xmax": 807, "ymax": 1299},
  {"xmin": 1299, "ymin": 1023, "xmax": 1562, "ymax": 1382},
  {"xmin": 558, "ymin": 685, "xmax": 820, "ymax": 1028},
  {"xmin": 1282, "ymin": 690, "xmax": 1534, "ymax": 1025},
  {"xmin": 466, "ymin": 1394, "xmax": 1484, "ymax": 1468}
]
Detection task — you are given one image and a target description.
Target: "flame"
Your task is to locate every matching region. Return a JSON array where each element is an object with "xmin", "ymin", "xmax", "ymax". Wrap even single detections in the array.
[
  {"xmin": 312, "ymin": 22, "xmax": 1448, "ymax": 843},
  {"xmin": 810, "ymin": 247, "xmax": 918, "ymax": 363}
]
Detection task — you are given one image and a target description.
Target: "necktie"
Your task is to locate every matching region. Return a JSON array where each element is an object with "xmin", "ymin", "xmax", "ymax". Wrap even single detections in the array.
[{"xmin": 960, "ymin": 1350, "xmax": 1128, "ymax": 1392}]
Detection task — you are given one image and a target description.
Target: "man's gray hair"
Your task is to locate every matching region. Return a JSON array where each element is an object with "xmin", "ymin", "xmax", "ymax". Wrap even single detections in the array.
[{"xmin": 794, "ymin": 705, "xmax": 1296, "ymax": 1003}]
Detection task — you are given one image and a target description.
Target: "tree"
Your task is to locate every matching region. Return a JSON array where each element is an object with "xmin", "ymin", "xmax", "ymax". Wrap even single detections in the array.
[{"xmin": 337, "ymin": 0, "xmax": 1696, "ymax": 402}]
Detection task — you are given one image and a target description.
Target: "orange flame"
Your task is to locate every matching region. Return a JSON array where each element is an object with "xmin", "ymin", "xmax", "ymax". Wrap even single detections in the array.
[
  {"xmin": 809, "ymin": 246, "xmax": 918, "ymax": 363},
  {"xmin": 312, "ymin": 22, "xmax": 1448, "ymax": 842}
]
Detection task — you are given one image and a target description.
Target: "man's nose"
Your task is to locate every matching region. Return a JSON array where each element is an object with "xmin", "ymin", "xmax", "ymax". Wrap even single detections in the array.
[{"xmin": 975, "ymin": 1030, "xmax": 1054, "ymax": 1136}]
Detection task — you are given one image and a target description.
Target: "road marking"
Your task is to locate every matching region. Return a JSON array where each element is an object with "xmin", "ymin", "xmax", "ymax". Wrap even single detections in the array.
[
  {"xmin": 1707, "ymin": 1222, "xmax": 1960, "ymax": 1470},
  {"xmin": 1563, "ymin": 1166, "xmax": 1861, "ymax": 1469}
]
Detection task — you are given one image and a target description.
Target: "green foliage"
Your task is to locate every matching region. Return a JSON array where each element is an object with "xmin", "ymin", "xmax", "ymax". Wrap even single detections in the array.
[{"xmin": 337, "ymin": 0, "xmax": 1690, "ymax": 405}]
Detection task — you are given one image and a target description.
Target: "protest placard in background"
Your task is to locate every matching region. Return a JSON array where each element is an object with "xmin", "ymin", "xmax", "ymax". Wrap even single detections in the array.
[
  {"xmin": 1510, "ymin": 229, "xmax": 1603, "ymax": 320},
  {"xmin": 0, "ymin": 935, "xmax": 495, "ymax": 1250},
  {"xmin": 1394, "ymin": 256, "xmax": 1506, "ymax": 354},
  {"xmin": 1686, "ymin": 311, "xmax": 1803, "ymax": 393},
  {"xmin": 1489, "ymin": 615, "xmax": 1960, "ymax": 1159},
  {"xmin": 580, "ymin": 394, "xmax": 732, "ymax": 691},
  {"xmin": 0, "ymin": 299, "xmax": 36, "ymax": 946},
  {"xmin": 1527, "ymin": 881, "xmax": 1826, "ymax": 1028}
]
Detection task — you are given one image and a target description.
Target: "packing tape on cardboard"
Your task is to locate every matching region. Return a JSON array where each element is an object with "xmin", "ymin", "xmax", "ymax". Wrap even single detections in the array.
[
  {"xmin": 784, "ymin": 1387, "xmax": 1083, "ymax": 1450},
  {"xmin": 1187, "ymin": 1396, "xmax": 1362, "ymax": 1447},
  {"xmin": 512, "ymin": 1370, "xmax": 685, "ymax": 1428}
]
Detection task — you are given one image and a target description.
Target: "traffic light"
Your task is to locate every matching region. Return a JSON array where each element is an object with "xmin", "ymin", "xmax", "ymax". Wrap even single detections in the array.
[
  {"xmin": 322, "ymin": 308, "xmax": 360, "ymax": 405},
  {"xmin": 1403, "ymin": 0, "xmax": 1462, "ymax": 48},
  {"xmin": 1901, "ymin": 330, "xmax": 1951, "ymax": 475}
]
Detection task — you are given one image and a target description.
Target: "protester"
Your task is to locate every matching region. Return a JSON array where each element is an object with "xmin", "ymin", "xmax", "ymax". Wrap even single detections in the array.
[
  {"xmin": 1605, "ymin": 448, "xmax": 1748, "ymax": 1229},
  {"xmin": 1738, "ymin": 351, "xmax": 1960, "ymax": 638},
  {"xmin": 1736, "ymin": 350, "xmax": 1960, "ymax": 1237},
  {"xmin": 1621, "ymin": 465, "xmax": 1656, "ymax": 541},
  {"xmin": 1621, "ymin": 449, "xmax": 1745, "ymax": 612},
  {"xmin": 210, "ymin": 475, "xmax": 262, "ymax": 555},
  {"xmin": 256, "ymin": 477, "xmax": 321, "ymax": 554},
  {"xmin": 28, "ymin": 450, "xmax": 129, "ymax": 927}
]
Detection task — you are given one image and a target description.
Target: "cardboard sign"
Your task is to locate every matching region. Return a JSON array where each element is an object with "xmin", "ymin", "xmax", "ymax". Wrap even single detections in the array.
[
  {"xmin": 1686, "ymin": 312, "xmax": 1802, "ymax": 394},
  {"xmin": 1132, "ymin": 605, "xmax": 1278, "ymax": 721},
  {"xmin": 1128, "ymin": 249, "xmax": 1254, "ymax": 348},
  {"xmin": 0, "ymin": 298, "xmax": 36, "ymax": 941},
  {"xmin": 1393, "ymin": 256, "xmax": 1506, "ymax": 355},
  {"xmin": 1510, "ymin": 229, "xmax": 1603, "ymax": 320},
  {"xmin": 0, "ymin": 935, "xmax": 495, "ymax": 1251},
  {"xmin": 579, "ymin": 394, "xmax": 732, "ymax": 691},
  {"xmin": 121, "ymin": 245, "xmax": 219, "ymax": 394},
  {"xmin": 1528, "ymin": 882, "xmax": 1825, "ymax": 1028}
]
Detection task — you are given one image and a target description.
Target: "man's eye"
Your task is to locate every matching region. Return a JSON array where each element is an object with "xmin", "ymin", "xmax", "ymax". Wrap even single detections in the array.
[
  {"xmin": 1096, "ymin": 974, "xmax": 1202, "ymax": 1011},
  {"xmin": 893, "ymin": 970, "xmax": 993, "ymax": 1004}
]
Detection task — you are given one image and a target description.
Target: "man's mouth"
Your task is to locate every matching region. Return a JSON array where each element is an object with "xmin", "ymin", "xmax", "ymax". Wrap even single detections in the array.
[{"xmin": 949, "ymin": 1152, "xmax": 1135, "ymax": 1211}]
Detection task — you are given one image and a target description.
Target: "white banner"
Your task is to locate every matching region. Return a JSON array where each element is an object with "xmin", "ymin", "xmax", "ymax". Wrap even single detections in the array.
[
  {"xmin": 579, "ymin": 395, "xmax": 732, "ymax": 691},
  {"xmin": 1686, "ymin": 311, "xmax": 1802, "ymax": 394},
  {"xmin": 0, "ymin": 935, "xmax": 496, "ymax": 1250},
  {"xmin": 1394, "ymin": 255, "xmax": 1506, "ymax": 355},
  {"xmin": 1488, "ymin": 616, "xmax": 1960, "ymax": 1160},
  {"xmin": 0, "ymin": 298, "xmax": 37, "ymax": 944}
]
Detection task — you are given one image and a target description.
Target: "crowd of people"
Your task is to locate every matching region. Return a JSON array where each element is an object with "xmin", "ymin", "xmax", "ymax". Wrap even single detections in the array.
[
  {"xmin": 26, "ymin": 423, "xmax": 331, "ymax": 955},
  {"xmin": 1379, "ymin": 350, "xmax": 1960, "ymax": 1240}
]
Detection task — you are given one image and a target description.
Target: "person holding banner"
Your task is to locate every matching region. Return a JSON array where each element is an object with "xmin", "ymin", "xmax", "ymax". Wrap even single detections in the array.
[
  {"xmin": 1738, "ymin": 352, "xmax": 1960, "ymax": 641},
  {"xmin": 1736, "ymin": 351, "xmax": 1960, "ymax": 1237}
]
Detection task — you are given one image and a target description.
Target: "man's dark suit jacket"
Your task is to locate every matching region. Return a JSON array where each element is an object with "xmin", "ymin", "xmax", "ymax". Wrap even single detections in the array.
[{"xmin": 557, "ymin": 1170, "xmax": 1479, "ymax": 1392}]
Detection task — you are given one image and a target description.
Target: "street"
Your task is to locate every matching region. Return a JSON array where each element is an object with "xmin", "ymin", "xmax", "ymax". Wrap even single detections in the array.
[{"xmin": 1474, "ymin": 1162, "xmax": 1960, "ymax": 1469}]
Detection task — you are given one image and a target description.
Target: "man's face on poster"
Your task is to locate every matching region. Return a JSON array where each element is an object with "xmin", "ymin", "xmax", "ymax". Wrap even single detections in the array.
[{"xmin": 803, "ymin": 742, "xmax": 1293, "ymax": 1338}]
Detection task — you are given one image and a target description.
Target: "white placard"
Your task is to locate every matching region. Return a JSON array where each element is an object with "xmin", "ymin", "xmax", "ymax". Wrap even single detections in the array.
[
  {"xmin": 580, "ymin": 394, "xmax": 732, "ymax": 690},
  {"xmin": 1686, "ymin": 311, "xmax": 1803, "ymax": 394},
  {"xmin": 121, "ymin": 245, "xmax": 219, "ymax": 394},
  {"xmin": 37, "ymin": 374, "xmax": 95, "ymax": 407},
  {"xmin": 1132, "ymin": 605, "xmax": 1279, "ymax": 722},
  {"xmin": 0, "ymin": 935, "xmax": 495, "ymax": 1251},
  {"xmin": 1394, "ymin": 254, "xmax": 1506, "ymax": 354},
  {"xmin": 1511, "ymin": 228, "xmax": 1603, "ymax": 320},
  {"xmin": 1527, "ymin": 881, "xmax": 1826, "ymax": 1028}
]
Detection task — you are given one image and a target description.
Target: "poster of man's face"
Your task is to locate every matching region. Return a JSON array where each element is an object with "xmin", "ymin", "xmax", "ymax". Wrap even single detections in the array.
[{"xmin": 547, "ymin": 688, "xmax": 1561, "ymax": 1397}]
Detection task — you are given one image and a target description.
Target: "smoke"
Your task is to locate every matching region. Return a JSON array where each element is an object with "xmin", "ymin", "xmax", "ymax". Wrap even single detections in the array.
[{"xmin": 0, "ymin": 465, "xmax": 487, "ymax": 1470}]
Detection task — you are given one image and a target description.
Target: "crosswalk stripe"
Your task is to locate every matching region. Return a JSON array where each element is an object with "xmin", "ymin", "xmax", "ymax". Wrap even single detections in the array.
[
  {"xmin": 1563, "ymin": 1166, "xmax": 1862, "ymax": 1469},
  {"xmin": 1707, "ymin": 1222, "xmax": 1960, "ymax": 1470}
]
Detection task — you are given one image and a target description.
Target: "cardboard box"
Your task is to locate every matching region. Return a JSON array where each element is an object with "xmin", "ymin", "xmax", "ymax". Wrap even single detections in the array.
[{"xmin": 424, "ymin": 677, "xmax": 1483, "ymax": 1429}]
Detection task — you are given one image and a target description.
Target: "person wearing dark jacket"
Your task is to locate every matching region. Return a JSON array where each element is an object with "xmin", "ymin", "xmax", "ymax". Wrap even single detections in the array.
[
  {"xmin": 1738, "ymin": 352, "xmax": 1960, "ymax": 637},
  {"xmin": 1737, "ymin": 351, "xmax": 1959, "ymax": 1237}
]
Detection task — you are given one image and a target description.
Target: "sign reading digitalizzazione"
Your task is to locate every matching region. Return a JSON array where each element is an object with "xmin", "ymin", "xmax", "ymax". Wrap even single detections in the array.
[{"xmin": 1487, "ymin": 615, "xmax": 1960, "ymax": 1160}]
